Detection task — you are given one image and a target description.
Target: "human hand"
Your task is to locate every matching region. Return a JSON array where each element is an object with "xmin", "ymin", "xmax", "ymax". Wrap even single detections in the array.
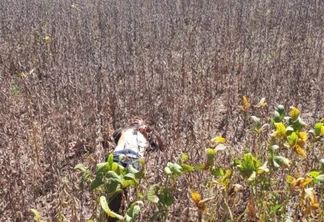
[{"xmin": 138, "ymin": 125, "xmax": 152, "ymax": 133}]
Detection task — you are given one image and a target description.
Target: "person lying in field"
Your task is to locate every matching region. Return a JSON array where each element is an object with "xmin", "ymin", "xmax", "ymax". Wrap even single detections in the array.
[{"xmin": 107, "ymin": 116, "xmax": 166, "ymax": 221}]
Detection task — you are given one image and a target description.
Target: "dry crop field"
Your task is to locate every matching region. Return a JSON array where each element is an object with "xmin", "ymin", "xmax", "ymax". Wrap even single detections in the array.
[{"xmin": 1, "ymin": 0, "xmax": 324, "ymax": 221}]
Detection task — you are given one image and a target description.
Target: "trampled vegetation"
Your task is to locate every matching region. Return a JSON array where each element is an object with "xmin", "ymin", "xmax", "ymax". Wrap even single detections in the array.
[{"xmin": 1, "ymin": 0, "xmax": 324, "ymax": 221}]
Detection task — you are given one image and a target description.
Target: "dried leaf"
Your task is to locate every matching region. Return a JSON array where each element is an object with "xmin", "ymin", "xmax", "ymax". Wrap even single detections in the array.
[
  {"xmin": 297, "ymin": 177, "xmax": 313, "ymax": 188},
  {"xmin": 293, "ymin": 145, "xmax": 307, "ymax": 158},
  {"xmin": 303, "ymin": 188, "xmax": 319, "ymax": 216},
  {"xmin": 254, "ymin": 97, "xmax": 267, "ymax": 108},
  {"xmin": 247, "ymin": 198, "xmax": 257, "ymax": 219},
  {"xmin": 190, "ymin": 189, "xmax": 202, "ymax": 204},
  {"xmin": 239, "ymin": 96, "xmax": 249, "ymax": 111}
]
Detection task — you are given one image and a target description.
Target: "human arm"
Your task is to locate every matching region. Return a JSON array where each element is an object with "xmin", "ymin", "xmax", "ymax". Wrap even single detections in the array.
[
  {"xmin": 150, "ymin": 128, "xmax": 166, "ymax": 151},
  {"xmin": 138, "ymin": 125, "xmax": 166, "ymax": 151}
]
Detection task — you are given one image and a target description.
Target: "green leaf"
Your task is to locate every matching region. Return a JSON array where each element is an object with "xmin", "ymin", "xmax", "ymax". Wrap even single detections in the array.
[
  {"xmin": 95, "ymin": 162, "xmax": 111, "ymax": 176},
  {"xmin": 74, "ymin": 163, "xmax": 88, "ymax": 173},
  {"xmin": 274, "ymin": 156, "xmax": 291, "ymax": 168},
  {"xmin": 237, "ymin": 153, "xmax": 260, "ymax": 179},
  {"xmin": 273, "ymin": 111, "xmax": 282, "ymax": 123},
  {"xmin": 90, "ymin": 171, "xmax": 122, "ymax": 191},
  {"xmin": 277, "ymin": 105, "xmax": 285, "ymax": 115},
  {"xmin": 273, "ymin": 160, "xmax": 280, "ymax": 169},
  {"xmin": 158, "ymin": 188, "xmax": 174, "ymax": 207},
  {"xmin": 127, "ymin": 164, "xmax": 139, "ymax": 174},
  {"xmin": 257, "ymin": 161, "xmax": 269, "ymax": 174},
  {"xmin": 99, "ymin": 196, "xmax": 124, "ymax": 220},
  {"xmin": 124, "ymin": 173, "xmax": 139, "ymax": 185},
  {"xmin": 219, "ymin": 169, "xmax": 232, "ymax": 188},
  {"xmin": 288, "ymin": 132, "xmax": 298, "ymax": 146},
  {"xmin": 193, "ymin": 164, "xmax": 205, "ymax": 170},
  {"xmin": 273, "ymin": 105, "xmax": 285, "ymax": 122},
  {"xmin": 308, "ymin": 170, "xmax": 320, "ymax": 179},
  {"xmin": 124, "ymin": 173, "xmax": 136, "ymax": 181},
  {"xmin": 171, "ymin": 163, "xmax": 183, "ymax": 174},
  {"xmin": 111, "ymin": 162, "xmax": 121, "ymax": 173},
  {"xmin": 206, "ymin": 148, "xmax": 215, "ymax": 166},
  {"xmin": 211, "ymin": 166, "xmax": 224, "ymax": 177},
  {"xmin": 181, "ymin": 153, "xmax": 189, "ymax": 162},
  {"xmin": 314, "ymin": 123, "xmax": 323, "ymax": 137},
  {"xmin": 285, "ymin": 126, "xmax": 294, "ymax": 133},
  {"xmin": 248, "ymin": 171, "xmax": 256, "ymax": 182},
  {"xmin": 164, "ymin": 166, "xmax": 172, "ymax": 175},
  {"xmin": 107, "ymin": 153, "xmax": 114, "ymax": 168},
  {"xmin": 80, "ymin": 172, "xmax": 89, "ymax": 188},
  {"xmin": 122, "ymin": 180, "xmax": 135, "ymax": 188},
  {"xmin": 286, "ymin": 175, "xmax": 295, "ymax": 184},
  {"xmin": 251, "ymin": 116, "xmax": 263, "ymax": 132},
  {"xmin": 233, "ymin": 159, "xmax": 240, "ymax": 167},
  {"xmin": 90, "ymin": 176, "xmax": 103, "ymax": 191},
  {"xmin": 125, "ymin": 201, "xmax": 143, "ymax": 222},
  {"xmin": 290, "ymin": 117, "xmax": 306, "ymax": 132},
  {"xmin": 316, "ymin": 174, "xmax": 324, "ymax": 182},
  {"xmin": 166, "ymin": 162, "xmax": 183, "ymax": 176},
  {"xmin": 74, "ymin": 163, "xmax": 90, "ymax": 188},
  {"xmin": 180, "ymin": 163, "xmax": 195, "ymax": 173},
  {"xmin": 147, "ymin": 184, "xmax": 159, "ymax": 203}
]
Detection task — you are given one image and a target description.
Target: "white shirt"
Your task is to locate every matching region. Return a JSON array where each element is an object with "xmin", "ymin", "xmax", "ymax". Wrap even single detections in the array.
[{"xmin": 113, "ymin": 126, "xmax": 150, "ymax": 157}]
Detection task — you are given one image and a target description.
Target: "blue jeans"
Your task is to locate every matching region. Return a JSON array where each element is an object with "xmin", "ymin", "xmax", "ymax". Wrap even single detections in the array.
[{"xmin": 112, "ymin": 149, "xmax": 141, "ymax": 170}]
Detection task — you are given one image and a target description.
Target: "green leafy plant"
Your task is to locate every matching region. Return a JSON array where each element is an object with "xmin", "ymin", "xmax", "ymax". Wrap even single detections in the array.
[{"xmin": 74, "ymin": 100, "xmax": 324, "ymax": 221}]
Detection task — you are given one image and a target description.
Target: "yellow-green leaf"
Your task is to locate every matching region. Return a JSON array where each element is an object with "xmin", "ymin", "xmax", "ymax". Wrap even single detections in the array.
[
  {"xmin": 298, "ymin": 132, "xmax": 307, "ymax": 142},
  {"xmin": 320, "ymin": 125, "xmax": 324, "ymax": 136},
  {"xmin": 44, "ymin": 35, "xmax": 50, "ymax": 42},
  {"xmin": 30, "ymin": 209, "xmax": 41, "ymax": 222},
  {"xmin": 206, "ymin": 148, "xmax": 215, "ymax": 167},
  {"xmin": 289, "ymin": 106, "xmax": 300, "ymax": 120},
  {"xmin": 272, "ymin": 122, "xmax": 287, "ymax": 139},
  {"xmin": 288, "ymin": 132, "xmax": 298, "ymax": 146},
  {"xmin": 100, "ymin": 196, "xmax": 124, "ymax": 220},
  {"xmin": 211, "ymin": 136, "xmax": 226, "ymax": 144},
  {"xmin": 286, "ymin": 175, "xmax": 295, "ymax": 184}
]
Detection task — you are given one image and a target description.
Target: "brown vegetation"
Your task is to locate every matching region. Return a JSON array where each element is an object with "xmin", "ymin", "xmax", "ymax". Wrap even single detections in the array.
[{"xmin": 1, "ymin": 0, "xmax": 324, "ymax": 221}]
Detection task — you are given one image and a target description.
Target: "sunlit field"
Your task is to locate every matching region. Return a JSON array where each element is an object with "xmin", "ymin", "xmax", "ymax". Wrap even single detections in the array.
[{"xmin": 1, "ymin": 0, "xmax": 324, "ymax": 221}]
